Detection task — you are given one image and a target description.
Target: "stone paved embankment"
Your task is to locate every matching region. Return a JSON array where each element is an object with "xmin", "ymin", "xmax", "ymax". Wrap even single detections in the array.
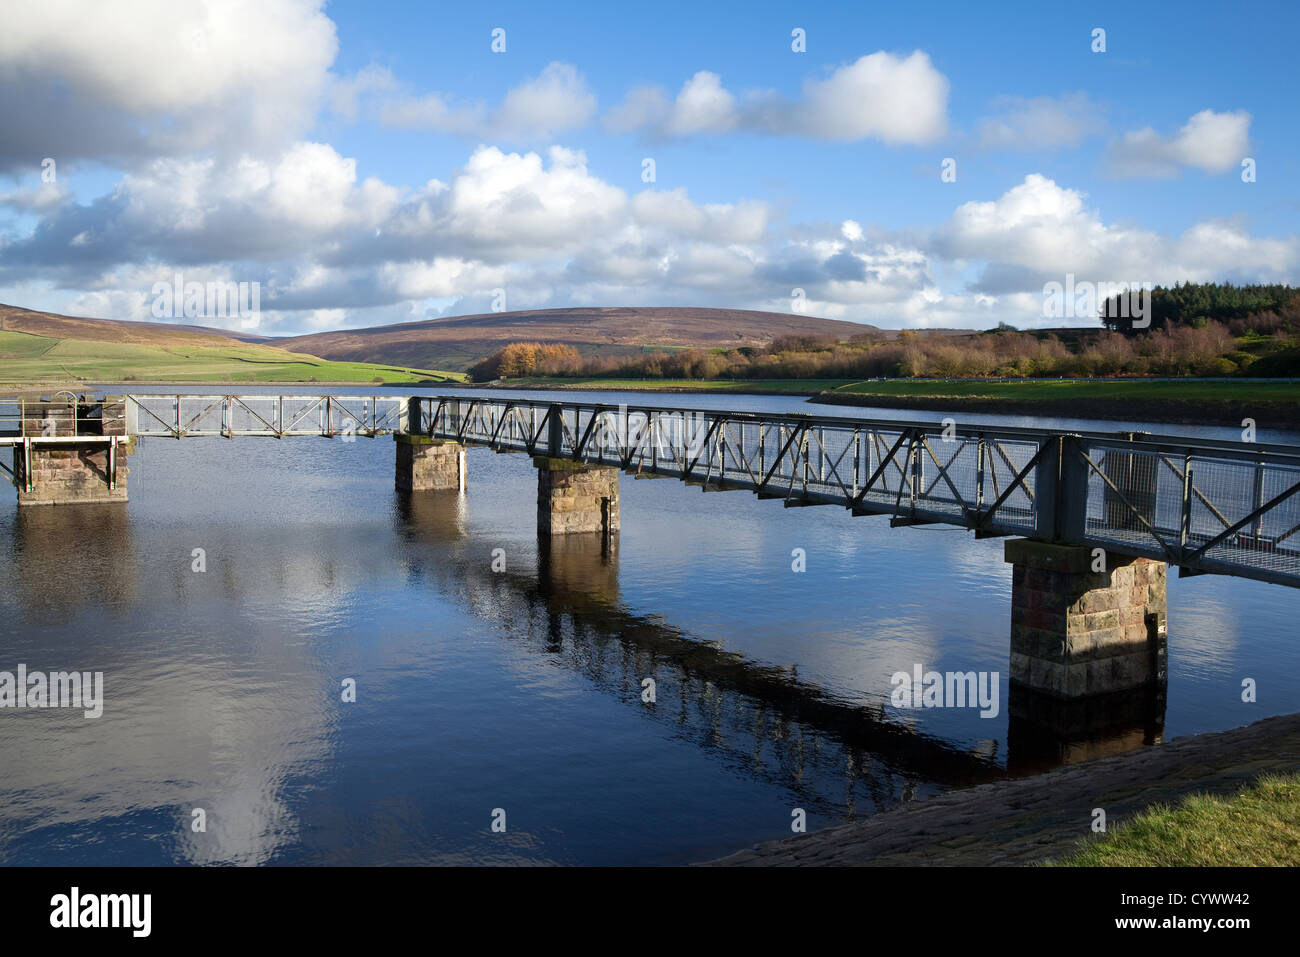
[{"xmin": 705, "ymin": 712, "xmax": 1300, "ymax": 866}]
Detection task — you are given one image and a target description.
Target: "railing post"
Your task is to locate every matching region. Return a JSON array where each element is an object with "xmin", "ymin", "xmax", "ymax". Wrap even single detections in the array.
[
  {"xmin": 124, "ymin": 396, "xmax": 139, "ymax": 436},
  {"xmin": 852, "ymin": 429, "xmax": 861, "ymax": 498},
  {"xmin": 547, "ymin": 403, "xmax": 564, "ymax": 457},
  {"xmin": 1033, "ymin": 436, "xmax": 1062, "ymax": 540},
  {"xmin": 1252, "ymin": 456, "xmax": 1266, "ymax": 541},
  {"xmin": 907, "ymin": 437, "xmax": 918, "ymax": 510},
  {"xmin": 865, "ymin": 429, "xmax": 874, "ymax": 494},
  {"xmin": 913, "ymin": 432, "xmax": 924, "ymax": 501},
  {"xmin": 1057, "ymin": 436, "xmax": 1090, "ymax": 543}
]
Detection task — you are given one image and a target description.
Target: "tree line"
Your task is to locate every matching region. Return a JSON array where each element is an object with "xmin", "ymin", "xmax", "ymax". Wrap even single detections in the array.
[
  {"xmin": 1102, "ymin": 282, "xmax": 1297, "ymax": 333},
  {"xmin": 468, "ymin": 283, "xmax": 1299, "ymax": 382}
]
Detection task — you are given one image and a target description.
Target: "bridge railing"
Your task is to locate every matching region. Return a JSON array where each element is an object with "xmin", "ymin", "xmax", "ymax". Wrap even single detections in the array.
[
  {"xmin": 13, "ymin": 392, "xmax": 1296, "ymax": 587},
  {"xmin": 413, "ymin": 396, "xmax": 1048, "ymax": 537},
  {"xmin": 124, "ymin": 394, "xmax": 408, "ymax": 438},
  {"xmin": 1073, "ymin": 435, "xmax": 1300, "ymax": 585},
  {"xmin": 412, "ymin": 395, "xmax": 1300, "ymax": 588}
]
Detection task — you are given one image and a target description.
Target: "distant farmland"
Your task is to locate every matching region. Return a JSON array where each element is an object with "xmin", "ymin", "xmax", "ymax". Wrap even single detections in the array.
[{"xmin": 0, "ymin": 305, "xmax": 463, "ymax": 386}]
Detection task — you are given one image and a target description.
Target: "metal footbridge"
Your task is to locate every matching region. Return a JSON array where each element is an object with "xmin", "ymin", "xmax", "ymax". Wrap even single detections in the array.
[{"xmin": 5, "ymin": 393, "xmax": 1300, "ymax": 588}]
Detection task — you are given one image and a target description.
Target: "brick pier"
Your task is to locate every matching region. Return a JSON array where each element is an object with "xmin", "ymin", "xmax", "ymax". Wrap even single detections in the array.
[
  {"xmin": 15, "ymin": 443, "xmax": 131, "ymax": 506},
  {"xmin": 533, "ymin": 457, "xmax": 619, "ymax": 537},
  {"xmin": 394, "ymin": 435, "xmax": 465, "ymax": 492},
  {"xmin": 13, "ymin": 397, "xmax": 132, "ymax": 506},
  {"xmin": 1005, "ymin": 539, "xmax": 1167, "ymax": 699}
]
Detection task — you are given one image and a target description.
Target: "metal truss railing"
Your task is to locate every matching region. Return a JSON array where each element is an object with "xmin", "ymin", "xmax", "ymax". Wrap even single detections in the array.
[
  {"xmin": 0, "ymin": 394, "xmax": 88, "ymax": 437},
  {"xmin": 412, "ymin": 395, "xmax": 1044, "ymax": 533},
  {"xmin": 6, "ymin": 392, "xmax": 1297, "ymax": 587},
  {"xmin": 411, "ymin": 396, "xmax": 1300, "ymax": 588},
  {"xmin": 1074, "ymin": 436, "xmax": 1300, "ymax": 587},
  {"xmin": 124, "ymin": 394, "xmax": 407, "ymax": 439},
  {"xmin": 0, "ymin": 436, "xmax": 130, "ymax": 491}
]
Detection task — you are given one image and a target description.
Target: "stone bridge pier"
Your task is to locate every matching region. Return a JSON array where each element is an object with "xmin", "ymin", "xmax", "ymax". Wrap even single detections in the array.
[
  {"xmin": 394, "ymin": 434, "xmax": 620, "ymax": 540},
  {"xmin": 1005, "ymin": 539, "xmax": 1167, "ymax": 700},
  {"xmin": 533, "ymin": 457, "xmax": 619, "ymax": 538},
  {"xmin": 13, "ymin": 397, "xmax": 132, "ymax": 506},
  {"xmin": 394, "ymin": 435, "xmax": 466, "ymax": 492}
]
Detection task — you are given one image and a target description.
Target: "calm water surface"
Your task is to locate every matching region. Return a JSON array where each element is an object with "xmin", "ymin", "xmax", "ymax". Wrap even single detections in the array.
[{"xmin": 1, "ymin": 388, "xmax": 1298, "ymax": 865}]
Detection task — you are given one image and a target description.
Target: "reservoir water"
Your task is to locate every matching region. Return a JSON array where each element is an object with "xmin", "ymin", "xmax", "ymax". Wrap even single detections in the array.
[{"xmin": 2, "ymin": 387, "xmax": 1298, "ymax": 865}]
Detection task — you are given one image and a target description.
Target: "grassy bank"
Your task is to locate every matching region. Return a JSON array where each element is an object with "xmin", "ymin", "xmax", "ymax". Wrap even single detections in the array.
[
  {"xmin": 827, "ymin": 378, "xmax": 1300, "ymax": 403},
  {"xmin": 482, "ymin": 375, "xmax": 1300, "ymax": 403},
  {"xmin": 476, "ymin": 375, "xmax": 1300, "ymax": 428},
  {"xmin": 814, "ymin": 377, "xmax": 1300, "ymax": 428},
  {"xmin": 0, "ymin": 329, "xmax": 465, "ymax": 387},
  {"xmin": 1053, "ymin": 773, "xmax": 1300, "ymax": 866},
  {"xmin": 482, "ymin": 376, "xmax": 858, "ymax": 394}
]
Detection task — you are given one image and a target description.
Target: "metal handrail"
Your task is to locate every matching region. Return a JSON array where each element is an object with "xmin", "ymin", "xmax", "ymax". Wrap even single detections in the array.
[{"xmin": 7, "ymin": 392, "xmax": 1298, "ymax": 588}]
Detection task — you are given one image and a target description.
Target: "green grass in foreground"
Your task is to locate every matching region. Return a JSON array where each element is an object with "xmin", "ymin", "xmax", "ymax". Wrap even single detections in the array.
[
  {"xmin": 0, "ymin": 329, "xmax": 466, "ymax": 386},
  {"xmin": 832, "ymin": 378, "xmax": 1300, "ymax": 402},
  {"xmin": 1052, "ymin": 773, "xmax": 1300, "ymax": 866}
]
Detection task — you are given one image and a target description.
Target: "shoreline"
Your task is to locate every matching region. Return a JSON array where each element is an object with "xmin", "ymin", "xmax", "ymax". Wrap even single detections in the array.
[
  {"xmin": 810, "ymin": 390, "xmax": 1300, "ymax": 429},
  {"xmin": 704, "ymin": 711, "xmax": 1300, "ymax": 866}
]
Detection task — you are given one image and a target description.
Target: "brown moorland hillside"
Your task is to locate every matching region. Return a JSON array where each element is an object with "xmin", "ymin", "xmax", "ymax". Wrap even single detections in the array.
[
  {"xmin": 280, "ymin": 306, "xmax": 882, "ymax": 372},
  {"xmin": 0, "ymin": 303, "xmax": 273, "ymax": 345},
  {"xmin": 1, "ymin": 303, "xmax": 1114, "ymax": 373}
]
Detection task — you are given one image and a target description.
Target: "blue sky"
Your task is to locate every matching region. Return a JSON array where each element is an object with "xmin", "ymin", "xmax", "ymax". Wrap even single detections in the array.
[{"xmin": 0, "ymin": 0, "xmax": 1296, "ymax": 334}]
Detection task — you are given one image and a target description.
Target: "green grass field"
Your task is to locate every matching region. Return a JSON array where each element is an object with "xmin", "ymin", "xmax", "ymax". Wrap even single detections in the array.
[
  {"xmin": 0, "ymin": 329, "xmax": 466, "ymax": 386},
  {"xmin": 1052, "ymin": 773, "xmax": 1300, "ymax": 866},
  {"xmin": 830, "ymin": 377, "xmax": 1300, "ymax": 403},
  {"xmin": 482, "ymin": 374, "xmax": 1300, "ymax": 406},
  {"xmin": 490, "ymin": 376, "xmax": 860, "ymax": 394}
]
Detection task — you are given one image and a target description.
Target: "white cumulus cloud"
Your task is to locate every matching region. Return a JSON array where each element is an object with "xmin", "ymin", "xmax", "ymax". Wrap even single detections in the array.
[
  {"xmin": 379, "ymin": 62, "xmax": 596, "ymax": 140},
  {"xmin": 603, "ymin": 51, "xmax": 948, "ymax": 145},
  {"xmin": 0, "ymin": 0, "xmax": 338, "ymax": 168},
  {"xmin": 1108, "ymin": 109, "xmax": 1251, "ymax": 177}
]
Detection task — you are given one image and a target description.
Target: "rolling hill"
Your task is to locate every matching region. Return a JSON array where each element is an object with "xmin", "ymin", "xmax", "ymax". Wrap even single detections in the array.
[
  {"xmin": 279, "ymin": 306, "xmax": 879, "ymax": 372},
  {"xmin": 0, "ymin": 305, "xmax": 463, "ymax": 386}
]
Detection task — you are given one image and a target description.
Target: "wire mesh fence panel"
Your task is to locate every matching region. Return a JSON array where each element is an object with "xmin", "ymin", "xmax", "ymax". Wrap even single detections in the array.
[
  {"xmin": 1191, "ymin": 456, "xmax": 1300, "ymax": 578},
  {"xmin": 0, "ymin": 398, "xmax": 22, "ymax": 435},
  {"xmin": 125, "ymin": 395, "xmax": 408, "ymax": 436},
  {"xmin": 1084, "ymin": 445, "xmax": 1167, "ymax": 551}
]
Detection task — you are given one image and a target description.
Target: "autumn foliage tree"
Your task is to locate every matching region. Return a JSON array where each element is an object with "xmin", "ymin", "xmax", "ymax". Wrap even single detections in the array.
[{"xmin": 469, "ymin": 342, "xmax": 583, "ymax": 379}]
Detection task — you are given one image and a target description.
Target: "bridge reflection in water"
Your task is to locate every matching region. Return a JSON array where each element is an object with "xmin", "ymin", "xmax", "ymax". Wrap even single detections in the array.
[
  {"xmin": 11, "ymin": 503, "xmax": 139, "ymax": 616},
  {"xmin": 1, "ymin": 475, "xmax": 1168, "ymax": 854},
  {"xmin": 392, "ymin": 487, "xmax": 1165, "ymax": 817}
]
